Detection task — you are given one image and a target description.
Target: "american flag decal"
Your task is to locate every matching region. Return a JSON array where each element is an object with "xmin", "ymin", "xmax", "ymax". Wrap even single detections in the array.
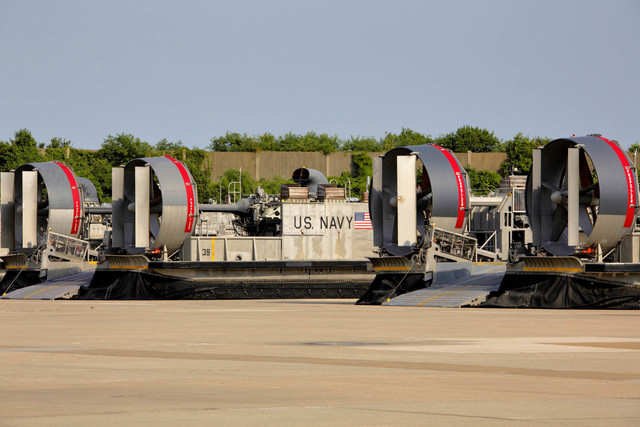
[{"xmin": 354, "ymin": 211, "xmax": 372, "ymax": 230}]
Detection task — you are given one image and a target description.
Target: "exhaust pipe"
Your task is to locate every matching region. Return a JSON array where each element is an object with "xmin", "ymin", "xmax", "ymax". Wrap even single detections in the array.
[{"xmin": 292, "ymin": 168, "xmax": 329, "ymax": 199}]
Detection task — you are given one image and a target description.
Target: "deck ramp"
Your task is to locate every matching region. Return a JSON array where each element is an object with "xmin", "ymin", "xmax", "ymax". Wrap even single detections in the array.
[
  {"xmin": 384, "ymin": 263, "xmax": 506, "ymax": 307},
  {"xmin": 2, "ymin": 270, "xmax": 95, "ymax": 300}
]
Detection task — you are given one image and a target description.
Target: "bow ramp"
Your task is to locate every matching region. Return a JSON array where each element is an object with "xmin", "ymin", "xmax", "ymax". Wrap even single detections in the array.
[
  {"xmin": 384, "ymin": 262, "xmax": 506, "ymax": 307},
  {"xmin": 1, "ymin": 269, "xmax": 95, "ymax": 300}
]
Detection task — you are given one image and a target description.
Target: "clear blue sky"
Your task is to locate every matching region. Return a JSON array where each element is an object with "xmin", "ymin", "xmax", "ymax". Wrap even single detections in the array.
[{"xmin": 1, "ymin": 0, "xmax": 638, "ymax": 148}]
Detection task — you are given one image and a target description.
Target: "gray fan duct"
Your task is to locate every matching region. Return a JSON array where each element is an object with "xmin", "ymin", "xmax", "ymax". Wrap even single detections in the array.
[
  {"xmin": 112, "ymin": 156, "xmax": 198, "ymax": 253},
  {"xmin": 77, "ymin": 177, "xmax": 100, "ymax": 204},
  {"xmin": 526, "ymin": 135, "xmax": 638, "ymax": 255},
  {"xmin": 2, "ymin": 161, "xmax": 85, "ymax": 251},
  {"xmin": 370, "ymin": 144, "xmax": 470, "ymax": 256},
  {"xmin": 292, "ymin": 168, "xmax": 329, "ymax": 198}
]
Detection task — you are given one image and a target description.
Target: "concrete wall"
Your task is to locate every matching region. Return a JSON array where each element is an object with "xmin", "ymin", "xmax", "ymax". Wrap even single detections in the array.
[
  {"xmin": 454, "ymin": 152, "xmax": 508, "ymax": 172},
  {"xmin": 207, "ymin": 150, "xmax": 604, "ymax": 180},
  {"xmin": 207, "ymin": 151, "xmax": 372, "ymax": 180},
  {"xmin": 207, "ymin": 152, "xmax": 257, "ymax": 179},
  {"xmin": 258, "ymin": 152, "xmax": 324, "ymax": 180}
]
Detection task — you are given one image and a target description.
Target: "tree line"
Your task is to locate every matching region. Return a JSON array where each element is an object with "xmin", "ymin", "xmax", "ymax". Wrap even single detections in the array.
[
  {"xmin": 211, "ymin": 126, "xmax": 509, "ymax": 153},
  {"xmin": 0, "ymin": 126, "xmax": 561, "ymax": 201}
]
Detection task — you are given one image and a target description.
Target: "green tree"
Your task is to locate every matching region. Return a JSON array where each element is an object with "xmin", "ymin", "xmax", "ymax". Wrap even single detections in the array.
[
  {"xmin": 434, "ymin": 126, "xmax": 503, "ymax": 152},
  {"xmin": 43, "ymin": 137, "xmax": 72, "ymax": 162},
  {"xmin": 67, "ymin": 150, "xmax": 111, "ymax": 202},
  {"xmin": 209, "ymin": 132, "xmax": 259, "ymax": 152},
  {"xmin": 629, "ymin": 143, "xmax": 640, "ymax": 181},
  {"xmin": 467, "ymin": 167, "xmax": 502, "ymax": 195},
  {"xmin": 267, "ymin": 132, "xmax": 340, "ymax": 154},
  {"xmin": 100, "ymin": 133, "xmax": 153, "ymax": 166},
  {"xmin": 47, "ymin": 137, "xmax": 71, "ymax": 149},
  {"xmin": 324, "ymin": 153, "xmax": 373, "ymax": 199},
  {"xmin": 0, "ymin": 129, "xmax": 44, "ymax": 171},
  {"xmin": 0, "ymin": 141, "xmax": 19, "ymax": 171},
  {"xmin": 628, "ymin": 142, "xmax": 640, "ymax": 153},
  {"xmin": 210, "ymin": 131, "xmax": 342, "ymax": 154},
  {"xmin": 380, "ymin": 128, "xmax": 431, "ymax": 151},
  {"xmin": 256, "ymin": 133, "xmax": 277, "ymax": 151},
  {"xmin": 211, "ymin": 169, "xmax": 258, "ymax": 202},
  {"xmin": 0, "ymin": 133, "xmax": 111, "ymax": 202},
  {"xmin": 341, "ymin": 136, "xmax": 382, "ymax": 152},
  {"xmin": 155, "ymin": 138, "xmax": 184, "ymax": 153},
  {"xmin": 500, "ymin": 133, "xmax": 549, "ymax": 176},
  {"xmin": 183, "ymin": 148, "xmax": 217, "ymax": 204},
  {"xmin": 257, "ymin": 175, "xmax": 293, "ymax": 195}
]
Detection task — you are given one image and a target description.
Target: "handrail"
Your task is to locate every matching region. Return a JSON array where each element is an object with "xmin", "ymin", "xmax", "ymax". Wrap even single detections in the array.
[{"xmin": 479, "ymin": 231, "xmax": 496, "ymax": 250}]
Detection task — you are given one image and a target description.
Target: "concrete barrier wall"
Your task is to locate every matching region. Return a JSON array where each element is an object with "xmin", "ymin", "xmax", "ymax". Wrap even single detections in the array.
[
  {"xmin": 326, "ymin": 152, "xmax": 353, "ymax": 177},
  {"xmin": 207, "ymin": 152, "xmax": 256, "ymax": 179},
  {"xmin": 258, "ymin": 152, "xmax": 324, "ymax": 179},
  {"xmin": 454, "ymin": 152, "xmax": 508, "ymax": 172},
  {"xmin": 206, "ymin": 151, "xmax": 512, "ymax": 180},
  {"xmin": 205, "ymin": 150, "xmax": 640, "ymax": 180},
  {"xmin": 206, "ymin": 151, "xmax": 380, "ymax": 180}
]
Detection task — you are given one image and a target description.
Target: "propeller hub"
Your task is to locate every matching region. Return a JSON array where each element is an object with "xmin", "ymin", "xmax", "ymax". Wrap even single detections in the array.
[{"xmin": 550, "ymin": 190, "xmax": 564, "ymax": 204}]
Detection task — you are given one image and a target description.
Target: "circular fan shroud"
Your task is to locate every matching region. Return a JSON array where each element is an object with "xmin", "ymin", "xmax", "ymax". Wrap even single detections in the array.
[
  {"xmin": 372, "ymin": 144, "xmax": 470, "ymax": 256},
  {"xmin": 525, "ymin": 136, "xmax": 638, "ymax": 255},
  {"xmin": 123, "ymin": 156, "xmax": 198, "ymax": 253},
  {"xmin": 14, "ymin": 161, "xmax": 84, "ymax": 248}
]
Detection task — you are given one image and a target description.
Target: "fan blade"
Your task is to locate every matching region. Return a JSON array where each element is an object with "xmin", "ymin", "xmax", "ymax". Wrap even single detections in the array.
[
  {"xmin": 559, "ymin": 163, "xmax": 568, "ymax": 191},
  {"xmin": 578, "ymin": 150, "xmax": 592, "ymax": 188},
  {"xmin": 541, "ymin": 180, "xmax": 560, "ymax": 192},
  {"xmin": 579, "ymin": 185, "xmax": 595, "ymax": 195},
  {"xmin": 551, "ymin": 204, "xmax": 568, "ymax": 242},
  {"xmin": 149, "ymin": 215, "xmax": 161, "ymax": 240},
  {"xmin": 579, "ymin": 192, "xmax": 597, "ymax": 205},
  {"xmin": 589, "ymin": 204, "xmax": 598, "ymax": 224},
  {"xmin": 579, "ymin": 206, "xmax": 593, "ymax": 235}
]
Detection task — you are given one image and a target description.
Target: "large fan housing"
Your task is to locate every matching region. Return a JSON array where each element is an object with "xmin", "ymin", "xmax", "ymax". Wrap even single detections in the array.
[
  {"xmin": 112, "ymin": 156, "xmax": 198, "ymax": 253},
  {"xmin": 370, "ymin": 144, "xmax": 470, "ymax": 256},
  {"xmin": 12, "ymin": 161, "xmax": 84, "ymax": 250},
  {"xmin": 526, "ymin": 135, "xmax": 637, "ymax": 256}
]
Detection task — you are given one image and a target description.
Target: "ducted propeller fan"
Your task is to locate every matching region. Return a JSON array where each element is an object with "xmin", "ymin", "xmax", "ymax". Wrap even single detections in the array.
[
  {"xmin": 369, "ymin": 144, "xmax": 470, "ymax": 256},
  {"xmin": 112, "ymin": 156, "xmax": 198, "ymax": 254},
  {"xmin": 527, "ymin": 136, "xmax": 638, "ymax": 256},
  {"xmin": 10, "ymin": 161, "xmax": 84, "ymax": 250}
]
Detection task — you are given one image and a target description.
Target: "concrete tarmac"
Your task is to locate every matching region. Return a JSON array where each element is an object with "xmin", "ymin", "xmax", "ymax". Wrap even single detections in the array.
[{"xmin": 0, "ymin": 300, "xmax": 639, "ymax": 426}]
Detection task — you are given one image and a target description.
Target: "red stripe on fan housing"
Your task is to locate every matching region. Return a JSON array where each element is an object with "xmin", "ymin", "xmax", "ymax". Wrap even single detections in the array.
[
  {"xmin": 432, "ymin": 145, "xmax": 466, "ymax": 229},
  {"xmin": 54, "ymin": 161, "xmax": 81, "ymax": 235},
  {"xmin": 597, "ymin": 136, "xmax": 637, "ymax": 227},
  {"xmin": 164, "ymin": 155, "xmax": 196, "ymax": 233}
]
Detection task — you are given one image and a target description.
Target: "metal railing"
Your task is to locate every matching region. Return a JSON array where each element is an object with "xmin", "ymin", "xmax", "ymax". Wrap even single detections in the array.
[
  {"xmin": 433, "ymin": 227, "xmax": 476, "ymax": 261},
  {"xmin": 46, "ymin": 231, "xmax": 89, "ymax": 262},
  {"xmin": 478, "ymin": 231, "xmax": 496, "ymax": 251}
]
